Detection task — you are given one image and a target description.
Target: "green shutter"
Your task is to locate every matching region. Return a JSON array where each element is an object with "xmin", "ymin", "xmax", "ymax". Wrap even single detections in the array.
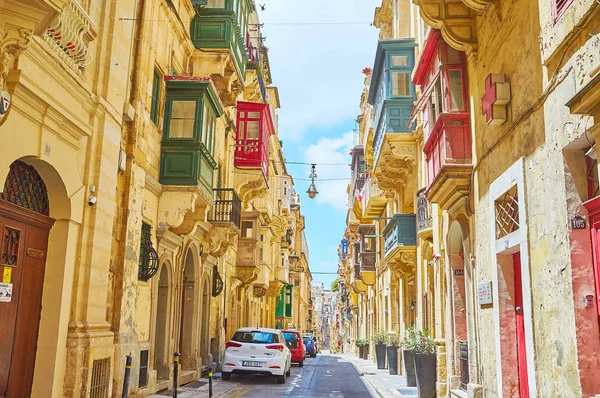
[
  {"xmin": 150, "ymin": 70, "xmax": 161, "ymax": 124},
  {"xmin": 275, "ymin": 285, "xmax": 285, "ymax": 317},
  {"xmin": 285, "ymin": 284, "xmax": 293, "ymax": 317}
]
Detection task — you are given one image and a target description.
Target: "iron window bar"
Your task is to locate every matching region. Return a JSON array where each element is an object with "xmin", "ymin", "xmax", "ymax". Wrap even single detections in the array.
[
  {"xmin": 138, "ymin": 222, "xmax": 159, "ymax": 282},
  {"xmin": 212, "ymin": 265, "xmax": 224, "ymax": 297}
]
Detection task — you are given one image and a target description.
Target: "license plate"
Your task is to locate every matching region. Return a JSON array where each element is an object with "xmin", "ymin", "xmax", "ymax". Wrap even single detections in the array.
[{"xmin": 242, "ymin": 361, "xmax": 263, "ymax": 367}]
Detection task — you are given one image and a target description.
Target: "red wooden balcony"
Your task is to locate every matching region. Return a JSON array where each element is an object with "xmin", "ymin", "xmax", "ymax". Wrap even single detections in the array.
[
  {"xmin": 235, "ymin": 101, "xmax": 275, "ymax": 180},
  {"xmin": 423, "ymin": 112, "xmax": 473, "ymax": 209}
]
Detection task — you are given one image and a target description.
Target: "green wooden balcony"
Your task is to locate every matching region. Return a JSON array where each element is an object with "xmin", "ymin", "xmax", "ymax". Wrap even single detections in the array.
[{"xmin": 382, "ymin": 214, "xmax": 417, "ymax": 259}]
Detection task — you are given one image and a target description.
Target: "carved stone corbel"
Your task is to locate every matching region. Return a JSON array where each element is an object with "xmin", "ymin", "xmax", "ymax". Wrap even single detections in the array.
[
  {"xmin": 389, "ymin": 252, "xmax": 417, "ymax": 276},
  {"xmin": 373, "ymin": 0, "xmax": 394, "ymax": 40},
  {"xmin": 253, "ymin": 286, "xmax": 267, "ymax": 298},
  {"xmin": 206, "ymin": 225, "xmax": 239, "ymax": 258},
  {"xmin": 414, "ymin": 0, "xmax": 478, "ymax": 57},
  {"xmin": 266, "ymin": 280, "xmax": 284, "ymax": 297}
]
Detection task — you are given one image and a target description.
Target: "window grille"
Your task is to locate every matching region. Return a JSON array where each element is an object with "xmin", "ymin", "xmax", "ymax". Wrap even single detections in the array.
[
  {"xmin": 90, "ymin": 358, "xmax": 111, "ymax": 398},
  {"xmin": 0, "ymin": 160, "xmax": 50, "ymax": 216},
  {"xmin": 138, "ymin": 222, "xmax": 159, "ymax": 281},
  {"xmin": 139, "ymin": 350, "xmax": 149, "ymax": 388},
  {"xmin": 494, "ymin": 185, "xmax": 519, "ymax": 240},
  {"xmin": 212, "ymin": 265, "xmax": 224, "ymax": 297}
]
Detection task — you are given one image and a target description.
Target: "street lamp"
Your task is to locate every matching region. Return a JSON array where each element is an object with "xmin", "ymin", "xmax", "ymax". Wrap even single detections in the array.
[{"xmin": 306, "ymin": 164, "xmax": 318, "ymax": 199}]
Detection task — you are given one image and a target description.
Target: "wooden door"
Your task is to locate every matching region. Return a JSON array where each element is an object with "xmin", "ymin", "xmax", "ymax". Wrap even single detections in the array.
[
  {"xmin": 513, "ymin": 252, "xmax": 529, "ymax": 398},
  {"xmin": 0, "ymin": 200, "xmax": 53, "ymax": 398}
]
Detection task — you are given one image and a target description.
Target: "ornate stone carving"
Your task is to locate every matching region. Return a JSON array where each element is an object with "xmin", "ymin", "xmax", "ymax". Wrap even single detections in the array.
[
  {"xmin": 238, "ymin": 176, "xmax": 268, "ymax": 210},
  {"xmin": 206, "ymin": 225, "xmax": 239, "ymax": 258},
  {"xmin": 389, "ymin": 252, "xmax": 417, "ymax": 276},
  {"xmin": 266, "ymin": 280, "xmax": 284, "ymax": 297},
  {"xmin": 234, "ymin": 266, "xmax": 258, "ymax": 287},
  {"xmin": 374, "ymin": 0, "xmax": 394, "ymax": 40},
  {"xmin": 253, "ymin": 286, "xmax": 267, "ymax": 298},
  {"xmin": 414, "ymin": 0, "xmax": 478, "ymax": 56}
]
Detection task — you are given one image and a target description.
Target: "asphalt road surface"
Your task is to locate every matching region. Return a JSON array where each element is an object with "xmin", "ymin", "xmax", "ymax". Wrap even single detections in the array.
[{"xmin": 219, "ymin": 353, "xmax": 379, "ymax": 398}]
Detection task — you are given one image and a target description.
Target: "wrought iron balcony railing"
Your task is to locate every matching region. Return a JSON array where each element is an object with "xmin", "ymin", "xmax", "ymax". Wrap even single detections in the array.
[
  {"xmin": 417, "ymin": 188, "xmax": 432, "ymax": 232},
  {"xmin": 44, "ymin": 0, "xmax": 94, "ymax": 69},
  {"xmin": 208, "ymin": 188, "xmax": 241, "ymax": 229}
]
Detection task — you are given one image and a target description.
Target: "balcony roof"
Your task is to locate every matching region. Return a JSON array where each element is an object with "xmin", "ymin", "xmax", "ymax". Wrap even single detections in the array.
[
  {"xmin": 164, "ymin": 75, "xmax": 224, "ymax": 116},
  {"xmin": 367, "ymin": 39, "xmax": 417, "ymax": 105},
  {"xmin": 413, "ymin": 29, "xmax": 442, "ymax": 86}
]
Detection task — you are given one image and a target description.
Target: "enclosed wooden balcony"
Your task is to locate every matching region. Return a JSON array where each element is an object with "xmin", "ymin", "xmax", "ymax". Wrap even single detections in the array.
[
  {"xmin": 368, "ymin": 39, "xmax": 419, "ymax": 194},
  {"xmin": 190, "ymin": 0, "xmax": 253, "ymax": 105},
  {"xmin": 234, "ymin": 212, "xmax": 261, "ymax": 285},
  {"xmin": 362, "ymin": 177, "xmax": 387, "ymax": 219},
  {"xmin": 383, "ymin": 214, "xmax": 417, "ymax": 259},
  {"xmin": 423, "ymin": 113, "xmax": 472, "ymax": 210}
]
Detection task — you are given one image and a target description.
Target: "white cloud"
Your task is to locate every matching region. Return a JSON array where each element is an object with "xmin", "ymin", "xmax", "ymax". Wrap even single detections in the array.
[
  {"xmin": 303, "ymin": 130, "xmax": 354, "ymax": 211},
  {"xmin": 259, "ymin": 0, "xmax": 381, "ymax": 142},
  {"xmin": 319, "ymin": 260, "xmax": 338, "ymax": 269}
]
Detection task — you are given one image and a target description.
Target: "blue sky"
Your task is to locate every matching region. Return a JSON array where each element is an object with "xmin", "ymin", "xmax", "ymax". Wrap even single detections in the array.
[{"xmin": 258, "ymin": 0, "xmax": 381, "ymax": 288}]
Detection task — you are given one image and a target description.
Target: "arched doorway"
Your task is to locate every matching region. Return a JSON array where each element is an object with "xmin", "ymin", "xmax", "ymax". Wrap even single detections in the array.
[
  {"xmin": 180, "ymin": 249, "xmax": 197, "ymax": 369},
  {"xmin": 200, "ymin": 277, "xmax": 210, "ymax": 366},
  {"xmin": 447, "ymin": 220, "xmax": 469, "ymax": 391},
  {"xmin": 0, "ymin": 160, "xmax": 55, "ymax": 397},
  {"xmin": 154, "ymin": 262, "xmax": 171, "ymax": 381}
]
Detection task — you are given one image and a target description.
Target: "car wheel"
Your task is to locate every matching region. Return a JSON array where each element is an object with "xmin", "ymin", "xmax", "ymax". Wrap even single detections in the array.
[
  {"xmin": 312, "ymin": 353, "xmax": 316, "ymax": 358},
  {"xmin": 299, "ymin": 360, "xmax": 304, "ymax": 367},
  {"xmin": 276, "ymin": 372, "xmax": 286, "ymax": 384},
  {"xmin": 221, "ymin": 371, "xmax": 231, "ymax": 381}
]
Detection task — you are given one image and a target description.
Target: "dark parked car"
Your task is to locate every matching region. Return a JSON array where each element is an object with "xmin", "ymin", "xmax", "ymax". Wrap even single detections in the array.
[{"xmin": 303, "ymin": 336, "xmax": 316, "ymax": 358}]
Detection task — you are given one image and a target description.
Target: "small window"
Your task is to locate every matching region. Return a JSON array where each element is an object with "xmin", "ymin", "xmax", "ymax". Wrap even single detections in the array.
[
  {"xmin": 448, "ymin": 70, "xmax": 464, "ymax": 110},
  {"xmin": 169, "ymin": 101, "xmax": 196, "ymax": 138},
  {"xmin": 391, "ymin": 55, "xmax": 409, "ymax": 66},
  {"xmin": 139, "ymin": 350, "xmax": 149, "ymax": 388},
  {"xmin": 150, "ymin": 70, "xmax": 161, "ymax": 125},
  {"xmin": 553, "ymin": 0, "xmax": 575, "ymax": 21},
  {"xmin": 364, "ymin": 237, "xmax": 376, "ymax": 251},
  {"xmin": 446, "ymin": 47, "xmax": 461, "ymax": 65},
  {"xmin": 391, "ymin": 72, "xmax": 410, "ymax": 96},
  {"xmin": 241, "ymin": 221, "xmax": 253, "ymax": 238}
]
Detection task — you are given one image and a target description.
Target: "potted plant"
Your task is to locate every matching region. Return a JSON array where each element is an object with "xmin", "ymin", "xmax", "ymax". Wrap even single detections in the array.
[
  {"xmin": 355, "ymin": 339, "xmax": 368, "ymax": 359},
  {"xmin": 401, "ymin": 327, "xmax": 418, "ymax": 387},
  {"xmin": 387, "ymin": 333, "xmax": 400, "ymax": 375},
  {"xmin": 372, "ymin": 330, "xmax": 388, "ymax": 369},
  {"xmin": 407, "ymin": 329, "xmax": 437, "ymax": 398}
]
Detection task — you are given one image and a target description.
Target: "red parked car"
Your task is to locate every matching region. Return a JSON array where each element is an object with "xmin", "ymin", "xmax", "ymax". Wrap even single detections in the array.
[{"xmin": 282, "ymin": 330, "xmax": 305, "ymax": 367}]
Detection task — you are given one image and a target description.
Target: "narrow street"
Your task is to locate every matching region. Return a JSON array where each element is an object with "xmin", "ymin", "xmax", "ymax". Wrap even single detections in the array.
[{"xmin": 156, "ymin": 354, "xmax": 379, "ymax": 398}]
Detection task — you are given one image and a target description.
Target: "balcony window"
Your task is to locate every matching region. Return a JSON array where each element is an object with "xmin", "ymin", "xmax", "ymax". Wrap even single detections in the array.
[
  {"xmin": 235, "ymin": 102, "xmax": 275, "ymax": 179},
  {"xmin": 242, "ymin": 221, "xmax": 253, "ymax": 238},
  {"xmin": 388, "ymin": 50, "xmax": 415, "ymax": 98},
  {"xmin": 391, "ymin": 72, "xmax": 411, "ymax": 96},
  {"xmin": 150, "ymin": 70, "xmax": 161, "ymax": 125},
  {"xmin": 446, "ymin": 68, "xmax": 466, "ymax": 111},
  {"xmin": 159, "ymin": 77, "xmax": 223, "ymax": 189}
]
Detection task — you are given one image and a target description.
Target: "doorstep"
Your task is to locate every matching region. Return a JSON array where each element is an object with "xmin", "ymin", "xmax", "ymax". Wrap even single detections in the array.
[{"xmin": 450, "ymin": 389, "xmax": 468, "ymax": 398}]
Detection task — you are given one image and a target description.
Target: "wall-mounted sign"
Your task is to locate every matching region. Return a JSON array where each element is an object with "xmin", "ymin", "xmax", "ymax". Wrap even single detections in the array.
[
  {"xmin": 453, "ymin": 269, "xmax": 464, "ymax": 277},
  {"xmin": 478, "ymin": 281, "xmax": 493, "ymax": 305},
  {"xmin": 341, "ymin": 238, "xmax": 349, "ymax": 255},
  {"xmin": 0, "ymin": 282, "xmax": 13, "ymax": 302},
  {"xmin": 571, "ymin": 213, "xmax": 586, "ymax": 230},
  {"xmin": 2, "ymin": 267, "xmax": 11, "ymax": 283},
  {"xmin": 481, "ymin": 74, "xmax": 511, "ymax": 125}
]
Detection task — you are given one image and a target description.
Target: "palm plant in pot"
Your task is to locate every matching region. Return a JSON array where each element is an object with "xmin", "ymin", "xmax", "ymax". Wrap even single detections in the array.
[
  {"xmin": 387, "ymin": 333, "xmax": 400, "ymax": 375},
  {"xmin": 406, "ymin": 329, "xmax": 437, "ymax": 398},
  {"xmin": 372, "ymin": 330, "xmax": 388, "ymax": 369},
  {"xmin": 401, "ymin": 327, "xmax": 418, "ymax": 387}
]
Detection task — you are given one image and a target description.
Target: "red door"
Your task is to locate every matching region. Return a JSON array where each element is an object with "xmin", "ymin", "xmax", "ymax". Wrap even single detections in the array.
[
  {"xmin": 513, "ymin": 252, "xmax": 529, "ymax": 398},
  {"xmin": 590, "ymin": 219, "xmax": 600, "ymax": 318},
  {"xmin": 0, "ymin": 200, "xmax": 53, "ymax": 398}
]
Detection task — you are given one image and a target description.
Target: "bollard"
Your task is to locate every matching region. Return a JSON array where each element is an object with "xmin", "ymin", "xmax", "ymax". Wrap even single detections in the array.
[
  {"xmin": 208, "ymin": 354, "xmax": 214, "ymax": 398},
  {"xmin": 122, "ymin": 354, "xmax": 132, "ymax": 398},
  {"xmin": 173, "ymin": 352, "xmax": 180, "ymax": 398}
]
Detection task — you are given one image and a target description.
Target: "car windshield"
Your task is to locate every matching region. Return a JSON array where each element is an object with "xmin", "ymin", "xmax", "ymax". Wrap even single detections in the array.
[
  {"xmin": 232, "ymin": 331, "xmax": 277, "ymax": 344},
  {"xmin": 282, "ymin": 332, "xmax": 299, "ymax": 348},
  {"xmin": 303, "ymin": 337, "xmax": 312, "ymax": 345}
]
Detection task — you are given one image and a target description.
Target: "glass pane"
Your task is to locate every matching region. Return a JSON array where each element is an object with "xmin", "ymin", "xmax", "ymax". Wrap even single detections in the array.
[
  {"xmin": 169, "ymin": 100, "xmax": 196, "ymax": 138},
  {"xmin": 364, "ymin": 237, "xmax": 375, "ymax": 251},
  {"xmin": 206, "ymin": 0, "xmax": 225, "ymax": 7},
  {"xmin": 242, "ymin": 221, "xmax": 253, "ymax": 238},
  {"xmin": 391, "ymin": 55, "xmax": 409, "ymax": 66},
  {"xmin": 448, "ymin": 70, "xmax": 464, "ymax": 110},
  {"xmin": 447, "ymin": 47, "xmax": 460, "ymax": 64},
  {"xmin": 248, "ymin": 111, "xmax": 261, "ymax": 118},
  {"xmin": 391, "ymin": 72, "xmax": 410, "ymax": 96},
  {"xmin": 247, "ymin": 121, "xmax": 260, "ymax": 139}
]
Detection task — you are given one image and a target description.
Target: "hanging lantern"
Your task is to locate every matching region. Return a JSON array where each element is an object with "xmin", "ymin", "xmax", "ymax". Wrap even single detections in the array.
[{"xmin": 306, "ymin": 164, "xmax": 318, "ymax": 199}]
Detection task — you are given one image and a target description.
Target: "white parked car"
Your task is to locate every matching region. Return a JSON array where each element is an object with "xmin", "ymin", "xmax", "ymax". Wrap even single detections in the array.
[{"xmin": 222, "ymin": 328, "xmax": 292, "ymax": 383}]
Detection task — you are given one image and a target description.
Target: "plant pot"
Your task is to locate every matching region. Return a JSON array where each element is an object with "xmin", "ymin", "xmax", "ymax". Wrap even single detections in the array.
[
  {"xmin": 414, "ymin": 353, "xmax": 437, "ymax": 398},
  {"xmin": 403, "ymin": 350, "xmax": 416, "ymax": 387},
  {"xmin": 358, "ymin": 346, "xmax": 364, "ymax": 358},
  {"xmin": 362, "ymin": 346, "xmax": 369, "ymax": 360},
  {"xmin": 375, "ymin": 344, "xmax": 387, "ymax": 369},
  {"xmin": 387, "ymin": 346, "xmax": 398, "ymax": 375}
]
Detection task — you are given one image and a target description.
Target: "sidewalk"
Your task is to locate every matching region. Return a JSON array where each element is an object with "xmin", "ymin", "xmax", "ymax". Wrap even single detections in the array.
[
  {"xmin": 343, "ymin": 354, "xmax": 418, "ymax": 398},
  {"xmin": 147, "ymin": 374, "xmax": 243, "ymax": 398}
]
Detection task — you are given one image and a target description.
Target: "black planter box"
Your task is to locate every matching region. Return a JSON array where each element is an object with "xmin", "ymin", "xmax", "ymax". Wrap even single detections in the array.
[
  {"xmin": 362, "ymin": 346, "xmax": 369, "ymax": 360},
  {"xmin": 403, "ymin": 350, "xmax": 416, "ymax": 387},
  {"xmin": 414, "ymin": 353, "xmax": 437, "ymax": 398},
  {"xmin": 387, "ymin": 346, "xmax": 399, "ymax": 375},
  {"xmin": 375, "ymin": 344, "xmax": 387, "ymax": 369}
]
